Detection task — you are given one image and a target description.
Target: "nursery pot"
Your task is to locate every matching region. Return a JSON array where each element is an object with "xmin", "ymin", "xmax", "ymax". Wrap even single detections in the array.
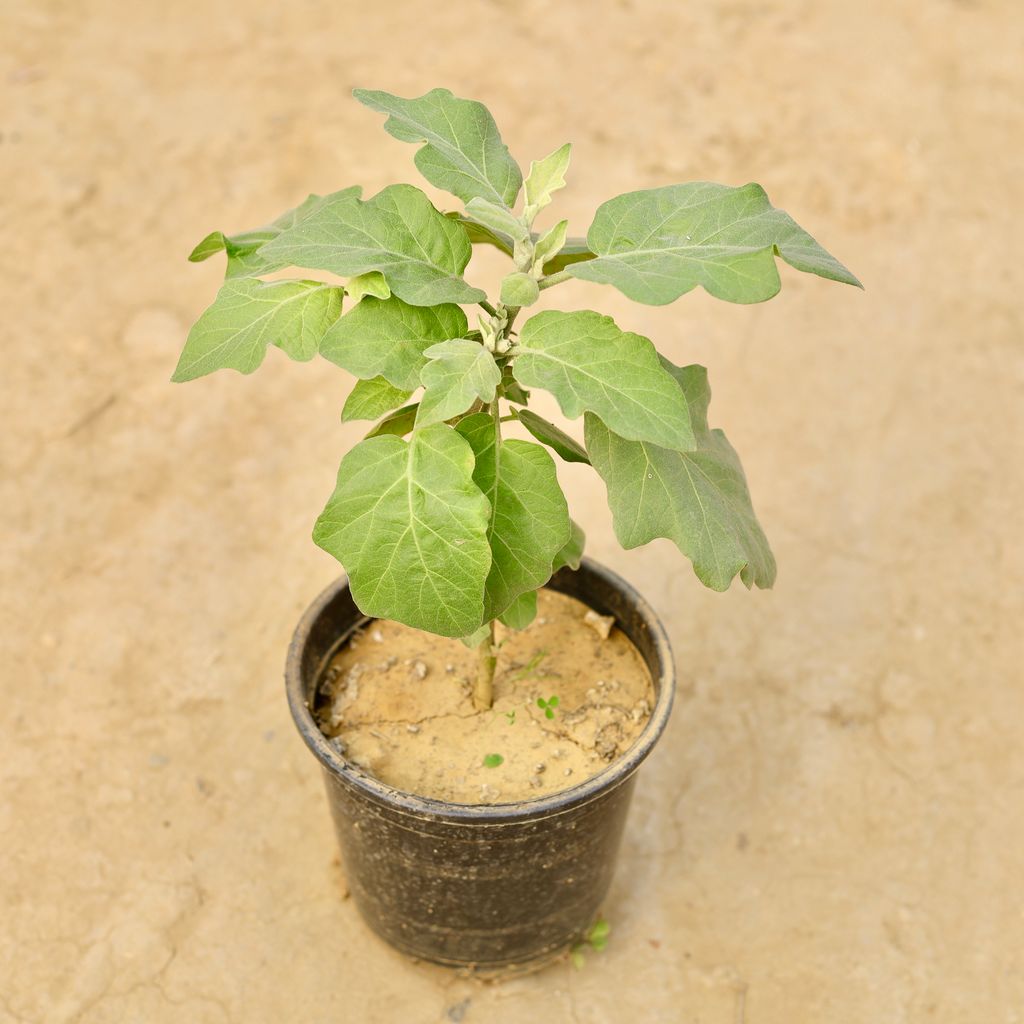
[{"xmin": 285, "ymin": 558, "xmax": 675, "ymax": 971}]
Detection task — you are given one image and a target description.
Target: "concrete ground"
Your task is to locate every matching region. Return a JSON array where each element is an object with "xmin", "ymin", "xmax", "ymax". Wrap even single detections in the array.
[{"xmin": 3, "ymin": 1, "xmax": 1022, "ymax": 1021}]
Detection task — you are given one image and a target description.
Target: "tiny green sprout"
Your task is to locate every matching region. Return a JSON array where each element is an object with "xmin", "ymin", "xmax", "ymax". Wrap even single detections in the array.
[
  {"xmin": 570, "ymin": 917, "xmax": 611, "ymax": 969},
  {"xmin": 536, "ymin": 695, "xmax": 560, "ymax": 719},
  {"xmin": 482, "ymin": 753, "xmax": 504, "ymax": 768},
  {"xmin": 504, "ymin": 710, "xmax": 516, "ymax": 725}
]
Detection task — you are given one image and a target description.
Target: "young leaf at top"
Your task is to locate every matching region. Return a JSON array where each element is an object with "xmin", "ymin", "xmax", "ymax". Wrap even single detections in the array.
[
  {"xmin": 456, "ymin": 414, "xmax": 571, "ymax": 623},
  {"xmin": 320, "ymin": 296, "xmax": 468, "ymax": 391},
  {"xmin": 531, "ymin": 220, "xmax": 569, "ymax": 275},
  {"xmin": 584, "ymin": 361, "xmax": 776, "ymax": 591},
  {"xmin": 553, "ymin": 519, "xmax": 586, "ymax": 572},
  {"xmin": 341, "ymin": 376, "xmax": 412, "ymax": 423},
  {"xmin": 445, "ymin": 212, "xmax": 595, "ymax": 274},
  {"xmin": 569, "ymin": 182, "xmax": 863, "ymax": 305},
  {"xmin": 188, "ymin": 190, "xmax": 350, "ymax": 279},
  {"xmin": 345, "ymin": 271, "xmax": 391, "ymax": 304},
  {"xmin": 172, "ymin": 278, "xmax": 343, "ymax": 382},
  {"xmin": 258, "ymin": 184, "xmax": 485, "ymax": 306},
  {"xmin": 313, "ymin": 424, "xmax": 492, "ymax": 637},
  {"xmin": 516, "ymin": 409, "xmax": 590, "ymax": 465},
  {"xmin": 512, "ymin": 310, "xmax": 695, "ymax": 450},
  {"xmin": 416, "ymin": 340, "xmax": 501, "ymax": 428},
  {"xmin": 524, "ymin": 143, "xmax": 571, "ymax": 219},
  {"xmin": 354, "ymin": 88, "xmax": 522, "ymax": 208}
]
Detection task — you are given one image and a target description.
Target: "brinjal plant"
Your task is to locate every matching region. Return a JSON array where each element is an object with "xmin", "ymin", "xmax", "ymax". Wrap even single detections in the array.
[{"xmin": 175, "ymin": 88, "xmax": 861, "ymax": 710}]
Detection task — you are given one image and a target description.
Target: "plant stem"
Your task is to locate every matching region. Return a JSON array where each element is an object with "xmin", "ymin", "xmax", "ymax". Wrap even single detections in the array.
[
  {"xmin": 479, "ymin": 299, "xmax": 498, "ymax": 316},
  {"xmin": 538, "ymin": 270, "xmax": 572, "ymax": 291},
  {"xmin": 474, "ymin": 619, "xmax": 497, "ymax": 710}
]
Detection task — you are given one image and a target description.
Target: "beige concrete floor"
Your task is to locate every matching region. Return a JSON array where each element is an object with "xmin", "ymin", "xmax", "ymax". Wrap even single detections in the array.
[{"xmin": 3, "ymin": 1, "xmax": 1022, "ymax": 1021}]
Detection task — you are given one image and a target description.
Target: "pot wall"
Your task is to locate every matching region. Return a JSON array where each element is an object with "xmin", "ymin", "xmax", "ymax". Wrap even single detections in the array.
[{"xmin": 286, "ymin": 559, "xmax": 675, "ymax": 970}]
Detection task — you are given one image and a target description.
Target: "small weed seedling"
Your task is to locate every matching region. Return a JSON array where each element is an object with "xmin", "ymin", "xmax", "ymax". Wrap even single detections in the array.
[
  {"xmin": 503, "ymin": 709, "xmax": 516, "ymax": 725},
  {"xmin": 537, "ymin": 695, "xmax": 560, "ymax": 720},
  {"xmin": 570, "ymin": 917, "xmax": 611, "ymax": 969},
  {"xmin": 482, "ymin": 753, "xmax": 504, "ymax": 768},
  {"xmin": 177, "ymin": 88, "xmax": 860, "ymax": 711}
]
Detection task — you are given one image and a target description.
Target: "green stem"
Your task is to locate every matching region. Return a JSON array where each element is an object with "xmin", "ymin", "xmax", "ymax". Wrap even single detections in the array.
[
  {"xmin": 538, "ymin": 270, "xmax": 572, "ymax": 291},
  {"xmin": 472, "ymin": 399, "xmax": 503, "ymax": 711},
  {"xmin": 473, "ymin": 619, "xmax": 497, "ymax": 711},
  {"xmin": 479, "ymin": 299, "xmax": 498, "ymax": 317}
]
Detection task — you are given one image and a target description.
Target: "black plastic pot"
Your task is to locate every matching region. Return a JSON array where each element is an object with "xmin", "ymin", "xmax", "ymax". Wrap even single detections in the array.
[{"xmin": 285, "ymin": 558, "xmax": 675, "ymax": 971}]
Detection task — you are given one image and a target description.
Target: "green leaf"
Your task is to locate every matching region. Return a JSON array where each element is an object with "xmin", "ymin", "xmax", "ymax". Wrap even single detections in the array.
[
  {"xmin": 541, "ymin": 238, "xmax": 596, "ymax": 274},
  {"xmin": 499, "ymin": 590, "xmax": 538, "ymax": 630},
  {"xmin": 482, "ymin": 753, "xmax": 504, "ymax": 768},
  {"xmin": 416, "ymin": 340, "xmax": 501, "ymax": 428},
  {"xmin": 172, "ymin": 278, "xmax": 343, "ymax": 382},
  {"xmin": 354, "ymin": 87, "xmax": 522, "ymax": 208},
  {"xmin": 447, "ymin": 212, "xmax": 595, "ymax": 274},
  {"xmin": 524, "ymin": 142, "xmax": 571, "ymax": 216},
  {"xmin": 345, "ymin": 271, "xmax": 391, "ymax": 303},
  {"xmin": 553, "ymin": 519, "xmax": 585, "ymax": 572},
  {"xmin": 258, "ymin": 184, "xmax": 485, "ymax": 306},
  {"xmin": 532, "ymin": 219, "xmax": 568, "ymax": 273},
  {"xmin": 341, "ymin": 377, "xmax": 412, "ymax": 422},
  {"xmin": 584, "ymin": 361, "xmax": 775, "ymax": 591},
  {"xmin": 501, "ymin": 365, "xmax": 530, "ymax": 405},
  {"xmin": 313, "ymin": 424, "xmax": 491, "ymax": 637},
  {"xmin": 320, "ymin": 296, "xmax": 468, "ymax": 391},
  {"xmin": 365, "ymin": 403, "xmax": 419, "ymax": 439},
  {"xmin": 512, "ymin": 310, "xmax": 695, "ymax": 450},
  {"xmin": 465, "ymin": 198, "xmax": 528, "ymax": 242},
  {"xmin": 500, "ymin": 272, "xmax": 539, "ymax": 307},
  {"xmin": 456, "ymin": 414, "xmax": 571, "ymax": 622},
  {"xmin": 569, "ymin": 182, "xmax": 862, "ymax": 305},
  {"xmin": 516, "ymin": 409, "xmax": 589, "ymax": 464},
  {"xmin": 188, "ymin": 191, "xmax": 347, "ymax": 279}
]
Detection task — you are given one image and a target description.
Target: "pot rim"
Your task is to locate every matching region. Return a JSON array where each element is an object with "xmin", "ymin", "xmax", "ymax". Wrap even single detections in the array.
[{"xmin": 285, "ymin": 557, "xmax": 675, "ymax": 825}]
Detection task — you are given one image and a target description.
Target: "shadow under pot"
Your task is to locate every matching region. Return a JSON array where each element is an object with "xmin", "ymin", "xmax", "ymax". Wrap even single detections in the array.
[{"xmin": 285, "ymin": 558, "xmax": 675, "ymax": 972}]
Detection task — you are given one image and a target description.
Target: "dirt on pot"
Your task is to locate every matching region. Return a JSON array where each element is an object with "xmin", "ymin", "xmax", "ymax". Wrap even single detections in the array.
[{"xmin": 315, "ymin": 589, "xmax": 655, "ymax": 804}]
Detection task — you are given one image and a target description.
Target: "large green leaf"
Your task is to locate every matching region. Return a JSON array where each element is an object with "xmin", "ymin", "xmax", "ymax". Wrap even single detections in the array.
[
  {"xmin": 188, "ymin": 191, "xmax": 350, "ymax": 279},
  {"xmin": 172, "ymin": 278, "xmax": 343, "ymax": 382},
  {"xmin": 341, "ymin": 376, "xmax": 412, "ymax": 422},
  {"xmin": 417, "ymin": 340, "xmax": 501, "ymax": 427},
  {"xmin": 516, "ymin": 408, "xmax": 589, "ymax": 464},
  {"xmin": 456, "ymin": 414, "xmax": 571, "ymax": 622},
  {"xmin": 354, "ymin": 88, "xmax": 522, "ymax": 208},
  {"xmin": 584, "ymin": 361, "xmax": 775, "ymax": 591},
  {"xmin": 313, "ymin": 424, "xmax": 491, "ymax": 637},
  {"xmin": 258, "ymin": 184, "xmax": 485, "ymax": 306},
  {"xmin": 512, "ymin": 310, "xmax": 694, "ymax": 450},
  {"xmin": 320, "ymin": 295, "xmax": 467, "ymax": 391},
  {"xmin": 569, "ymin": 182, "xmax": 862, "ymax": 305}
]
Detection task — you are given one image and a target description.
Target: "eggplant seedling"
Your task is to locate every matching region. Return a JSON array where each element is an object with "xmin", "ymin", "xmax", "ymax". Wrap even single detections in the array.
[{"xmin": 176, "ymin": 87, "xmax": 860, "ymax": 714}]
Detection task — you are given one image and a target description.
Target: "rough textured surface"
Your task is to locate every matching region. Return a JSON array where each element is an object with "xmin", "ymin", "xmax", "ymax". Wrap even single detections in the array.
[
  {"xmin": 317, "ymin": 589, "xmax": 655, "ymax": 804},
  {"xmin": 2, "ymin": 2, "xmax": 1022, "ymax": 1021}
]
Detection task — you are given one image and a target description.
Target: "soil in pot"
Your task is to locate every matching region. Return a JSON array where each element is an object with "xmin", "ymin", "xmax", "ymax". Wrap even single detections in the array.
[{"xmin": 315, "ymin": 588, "xmax": 655, "ymax": 804}]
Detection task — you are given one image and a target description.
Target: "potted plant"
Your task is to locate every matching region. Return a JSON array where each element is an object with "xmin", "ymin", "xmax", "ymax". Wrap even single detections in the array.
[{"xmin": 175, "ymin": 87, "xmax": 860, "ymax": 971}]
